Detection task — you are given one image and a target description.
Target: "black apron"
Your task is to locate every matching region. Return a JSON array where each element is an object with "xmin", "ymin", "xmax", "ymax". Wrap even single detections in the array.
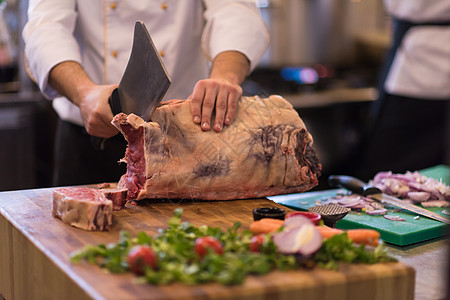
[
  {"xmin": 355, "ymin": 18, "xmax": 450, "ymax": 181},
  {"xmin": 52, "ymin": 119, "xmax": 127, "ymax": 186},
  {"xmin": 369, "ymin": 18, "xmax": 450, "ymax": 128}
]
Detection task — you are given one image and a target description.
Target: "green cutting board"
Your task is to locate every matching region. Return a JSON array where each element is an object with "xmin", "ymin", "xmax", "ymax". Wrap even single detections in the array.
[{"xmin": 269, "ymin": 165, "xmax": 450, "ymax": 246}]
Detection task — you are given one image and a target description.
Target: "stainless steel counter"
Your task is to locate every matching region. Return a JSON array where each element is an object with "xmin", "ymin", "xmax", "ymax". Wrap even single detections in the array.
[{"xmin": 385, "ymin": 237, "xmax": 448, "ymax": 300}]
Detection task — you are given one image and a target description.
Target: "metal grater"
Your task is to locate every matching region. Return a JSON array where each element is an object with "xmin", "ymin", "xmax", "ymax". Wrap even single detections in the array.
[{"xmin": 308, "ymin": 204, "xmax": 350, "ymax": 227}]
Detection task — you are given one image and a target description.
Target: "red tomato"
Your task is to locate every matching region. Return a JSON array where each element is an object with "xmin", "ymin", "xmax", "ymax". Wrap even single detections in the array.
[
  {"xmin": 249, "ymin": 234, "xmax": 265, "ymax": 253},
  {"xmin": 194, "ymin": 236, "xmax": 223, "ymax": 258},
  {"xmin": 127, "ymin": 245, "xmax": 157, "ymax": 275}
]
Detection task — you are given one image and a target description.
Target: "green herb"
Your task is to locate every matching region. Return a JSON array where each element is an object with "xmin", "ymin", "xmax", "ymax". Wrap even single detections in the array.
[
  {"xmin": 313, "ymin": 233, "xmax": 396, "ymax": 270},
  {"xmin": 71, "ymin": 209, "xmax": 298, "ymax": 285},
  {"xmin": 70, "ymin": 209, "xmax": 395, "ymax": 285}
]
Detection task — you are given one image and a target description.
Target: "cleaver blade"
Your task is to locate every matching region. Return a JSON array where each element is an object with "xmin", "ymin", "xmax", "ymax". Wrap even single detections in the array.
[{"xmin": 109, "ymin": 20, "xmax": 171, "ymax": 121}]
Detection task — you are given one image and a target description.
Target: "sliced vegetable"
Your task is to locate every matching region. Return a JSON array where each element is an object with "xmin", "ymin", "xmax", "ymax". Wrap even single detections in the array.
[
  {"xmin": 249, "ymin": 218, "xmax": 284, "ymax": 234},
  {"xmin": 194, "ymin": 236, "xmax": 223, "ymax": 258},
  {"xmin": 249, "ymin": 234, "xmax": 265, "ymax": 253},
  {"xmin": 284, "ymin": 214, "xmax": 317, "ymax": 228},
  {"xmin": 314, "ymin": 226, "xmax": 380, "ymax": 247},
  {"xmin": 313, "ymin": 233, "xmax": 396, "ymax": 270},
  {"xmin": 273, "ymin": 224, "xmax": 322, "ymax": 255},
  {"xmin": 371, "ymin": 170, "xmax": 449, "ymax": 203},
  {"xmin": 286, "ymin": 211, "xmax": 321, "ymax": 225},
  {"xmin": 70, "ymin": 209, "xmax": 394, "ymax": 285},
  {"xmin": 365, "ymin": 208, "xmax": 387, "ymax": 215},
  {"xmin": 127, "ymin": 245, "xmax": 157, "ymax": 275},
  {"xmin": 384, "ymin": 215, "xmax": 406, "ymax": 222},
  {"xmin": 346, "ymin": 229, "xmax": 380, "ymax": 247},
  {"xmin": 315, "ymin": 226, "xmax": 344, "ymax": 239}
]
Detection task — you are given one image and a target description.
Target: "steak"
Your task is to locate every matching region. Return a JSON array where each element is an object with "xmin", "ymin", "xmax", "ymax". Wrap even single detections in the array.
[
  {"xmin": 99, "ymin": 187, "xmax": 128, "ymax": 211},
  {"xmin": 112, "ymin": 95, "xmax": 322, "ymax": 201},
  {"xmin": 52, "ymin": 188, "xmax": 113, "ymax": 231}
]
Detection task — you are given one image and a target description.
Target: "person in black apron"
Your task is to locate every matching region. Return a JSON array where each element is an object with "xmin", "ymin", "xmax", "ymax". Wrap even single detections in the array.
[
  {"xmin": 355, "ymin": 18, "xmax": 450, "ymax": 181},
  {"xmin": 52, "ymin": 120, "xmax": 127, "ymax": 186}
]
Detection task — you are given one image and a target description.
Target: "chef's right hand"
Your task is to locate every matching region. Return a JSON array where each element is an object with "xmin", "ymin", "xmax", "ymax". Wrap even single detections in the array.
[
  {"xmin": 77, "ymin": 84, "xmax": 119, "ymax": 138},
  {"xmin": 48, "ymin": 61, "xmax": 120, "ymax": 139}
]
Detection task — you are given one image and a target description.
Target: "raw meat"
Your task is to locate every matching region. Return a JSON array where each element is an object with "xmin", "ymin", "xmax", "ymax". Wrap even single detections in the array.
[
  {"xmin": 52, "ymin": 188, "xmax": 113, "ymax": 231},
  {"xmin": 99, "ymin": 188, "xmax": 128, "ymax": 211},
  {"xmin": 112, "ymin": 95, "xmax": 322, "ymax": 201},
  {"xmin": 89, "ymin": 183, "xmax": 128, "ymax": 210}
]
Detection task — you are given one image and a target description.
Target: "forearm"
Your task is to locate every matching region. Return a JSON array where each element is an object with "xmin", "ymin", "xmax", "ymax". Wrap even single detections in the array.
[
  {"xmin": 209, "ymin": 51, "xmax": 250, "ymax": 85},
  {"xmin": 48, "ymin": 61, "xmax": 118, "ymax": 138},
  {"xmin": 48, "ymin": 61, "xmax": 95, "ymax": 107}
]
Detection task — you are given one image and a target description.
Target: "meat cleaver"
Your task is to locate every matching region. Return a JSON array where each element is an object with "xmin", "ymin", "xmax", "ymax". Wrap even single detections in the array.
[
  {"xmin": 328, "ymin": 175, "xmax": 450, "ymax": 224},
  {"xmin": 92, "ymin": 20, "xmax": 171, "ymax": 150}
]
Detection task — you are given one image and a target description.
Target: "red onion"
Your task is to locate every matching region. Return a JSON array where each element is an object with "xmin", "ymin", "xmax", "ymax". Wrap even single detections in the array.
[
  {"xmin": 273, "ymin": 224, "xmax": 322, "ymax": 255},
  {"xmin": 369, "ymin": 170, "xmax": 450, "ymax": 206},
  {"xmin": 421, "ymin": 200, "xmax": 450, "ymax": 208},
  {"xmin": 284, "ymin": 214, "xmax": 314, "ymax": 229},
  {"xmin": 384, "ymin": 215, "xmax": 406, "ymax": 222},
  {"xmin": 365, "ymin": 208, "xmax": 387, "ymax": 215},
  {"xmin": 407, "ymin": 191, "xmax": 431, "ymax": 202},
  {"xmin": 337, "ymin": 195, "xmax": 363, "ymax": 207}
]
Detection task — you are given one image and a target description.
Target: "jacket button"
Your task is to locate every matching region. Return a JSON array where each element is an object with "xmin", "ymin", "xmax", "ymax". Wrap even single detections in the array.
[
  {"xmin": 110, "ymin": 3, "xmax": 117, "ymax": 10},
  {"xmin": 111, "ymin": 51, "xmax": 118, "ymax": 58},
  {"xmin": 161, "ymin": 3, "xmax": 168, "ymax": 10},
  {"xmin": 159, "ymin": 50, "xmax": 165, "ymax": 57}
]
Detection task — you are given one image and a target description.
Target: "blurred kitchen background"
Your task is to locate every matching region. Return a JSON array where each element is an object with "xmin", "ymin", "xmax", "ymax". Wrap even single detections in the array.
[{"xmin": 0, "ymin": 0, "xmax": 391, "ymax": 191}]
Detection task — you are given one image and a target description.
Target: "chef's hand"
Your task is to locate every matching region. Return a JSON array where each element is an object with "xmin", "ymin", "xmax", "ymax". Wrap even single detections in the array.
[
  {"xmin": 190, "ymin": 78, "xmax": 242, "ymax": 132},
  {"xmin": 190, "ymin": 51, "xmax": 250, "ymax": 133},
  {"xmin": 48, "ymin": 61, "xmax": 119, "ymax": 138},
  {"xmin": 77, "ymin": 84, "xmax": 119, "ymax": 138}
]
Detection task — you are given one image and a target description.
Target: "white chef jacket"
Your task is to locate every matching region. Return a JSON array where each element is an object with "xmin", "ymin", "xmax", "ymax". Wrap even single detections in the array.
[
  {"xmin": 23, "ymin": 0, "xmax": 269, "ymax": 126},
  {"xmin": 383, "ymin": 0, "xmax": 450, "ymax": 100}
]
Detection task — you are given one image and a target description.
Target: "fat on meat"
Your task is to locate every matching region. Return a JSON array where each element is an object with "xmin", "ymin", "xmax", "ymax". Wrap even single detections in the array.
[
  {"xmin": 112, "ymin": 95, "xmax": 322, "ymax": 201},
  {"xmin": 52, "ymin": 188, "xmax": 113, "ymax": 231}
]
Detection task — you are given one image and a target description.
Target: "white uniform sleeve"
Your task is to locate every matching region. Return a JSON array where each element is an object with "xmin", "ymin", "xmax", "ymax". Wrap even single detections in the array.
[
  {"xmin": 202, "ymin": 0, "xmax": 269, "ymax": 72},
  {"xmin": 22, "ymin": 0, "xmax": 81, "ymax": 99},
  {"xmin": 383, "ymin": 0, "xmax": 450, "ymax": 23},
  {"xmin": 383, "ymin": 0, "xmax": 450, "ymax": 99}
]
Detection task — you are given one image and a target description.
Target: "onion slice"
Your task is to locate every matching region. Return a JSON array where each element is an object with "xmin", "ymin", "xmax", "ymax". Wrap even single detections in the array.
[
  {"xmin": 365, "ymin": 208, "xmax": 387, "ymax": 215},
  {"xmin": 283, "ymin": 214, "xmax": 313, "ymax": 229},
  {"xmin": 273, "ymin": 224, "xmax": 322, "ymax": 255},
  {"xmin": 384, "ymin": 215, "xmax": 406, "ymax": 222}
]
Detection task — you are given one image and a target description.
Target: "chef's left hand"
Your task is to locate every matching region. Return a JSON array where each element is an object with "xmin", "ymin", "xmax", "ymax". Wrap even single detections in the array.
[
  {"xmin": 189, "ymin": 51, "xmax": 250, "ymax": 133},
  {"xmin": 189, "ymin": 78, "xmax": 242, "ymax": 133}
]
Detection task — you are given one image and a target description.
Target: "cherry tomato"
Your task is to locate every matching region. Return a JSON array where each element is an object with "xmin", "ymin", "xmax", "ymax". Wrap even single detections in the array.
[
  {"xmin": 194, "ymin": 236, "xmax": 223, "ymax": 258},
  {"xmin": 249, "ymin": 234, "xmax": 265, "ymax": 253},
  {"xmin": 127, "ymin": 245, "xmax": 157, "ymax": 275}
]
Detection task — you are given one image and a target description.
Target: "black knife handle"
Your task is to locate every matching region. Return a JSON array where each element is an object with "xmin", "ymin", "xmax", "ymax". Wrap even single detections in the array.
[
  {"xmin": 328, "ymin": 175, "xmax": 382, "ymax": 196},
  {"xmin": 90, "ymin": 88, "xmax": 122, "ymax": 151},
  {"xmin": 109, "ymin": 87, "xmax": 122, "ymax": 115}
]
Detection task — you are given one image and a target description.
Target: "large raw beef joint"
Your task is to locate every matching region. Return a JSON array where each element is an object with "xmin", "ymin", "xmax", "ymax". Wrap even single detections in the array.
[{"xmin": 112, "ymin": 95, "xmax": 322, "ymax": 201}]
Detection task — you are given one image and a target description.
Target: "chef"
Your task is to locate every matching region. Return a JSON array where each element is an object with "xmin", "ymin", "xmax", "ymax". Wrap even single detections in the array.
[
  {"xmin": 357, "ymin": 0, "xmax": 450, "ymax": 180},
  {"xmin": 23, "ymin": 1, "xmax": 269, "ymax": 186}
]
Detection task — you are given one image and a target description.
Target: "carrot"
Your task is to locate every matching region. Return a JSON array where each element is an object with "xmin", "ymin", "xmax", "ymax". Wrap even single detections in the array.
[
  {"xmin": 315, "ymin": 226, "xmax": 344, "ymax": 239},
  {"xmin": 258, "ymin": 218, "xmax": 285, "ymax": 225},
  {"xmin": 250, "ymin": 218, "xmax": 284, "ymax": 235},
  {"xmin": 346, "ymin": 229, "xmax": 380, "ymax": 247},
  {"xmin": 315, "ymin": 226, "xmax": 380, "ymax": 247}
]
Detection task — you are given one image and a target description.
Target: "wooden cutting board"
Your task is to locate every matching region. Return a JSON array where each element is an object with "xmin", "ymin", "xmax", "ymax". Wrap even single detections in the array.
[{"xmin": 0, "ymin": 187, "xmax": 415, "ymax": 300}]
